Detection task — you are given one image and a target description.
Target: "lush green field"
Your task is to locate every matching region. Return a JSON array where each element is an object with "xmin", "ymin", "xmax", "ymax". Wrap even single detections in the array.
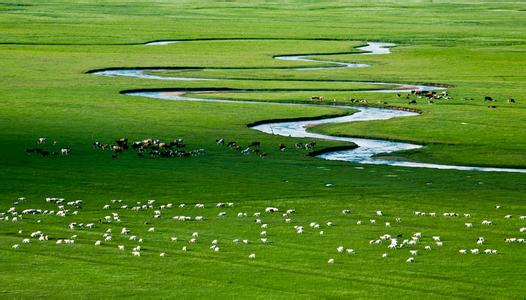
[{"xmin": 0, "ymin": 0, "xmax": 525, "ymax": 298}]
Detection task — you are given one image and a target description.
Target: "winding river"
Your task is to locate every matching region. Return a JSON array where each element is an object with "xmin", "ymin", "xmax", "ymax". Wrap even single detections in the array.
[{"xmin": 91, "ymin": 40, "xmax": 526, "ymax": 173}]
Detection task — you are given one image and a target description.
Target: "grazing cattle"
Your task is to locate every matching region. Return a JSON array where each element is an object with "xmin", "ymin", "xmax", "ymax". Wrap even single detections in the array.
[
  {"xmin": 116, "ymin": 138, "xmax": 128, "ymax": 148},
  {"xmin": 112, "ymin": 145, "xmax": 124, "ymax": 153},
  {"xmin": 279, "ymin": 144, "xmax": 286, "ymax": 152},
  {"xmin": 484, "ymin": 96, "xmax": 494, "ymax": 102},
  {"xmin": 216, "ymin": 138, "xmax": 225, "ymax": 145},
  {"xmin": 488, "ymin": 105, "xmax": 496, "ymax": 109},
  {"xmin": 508, "ymin": 98, "xmax": 515, "ymax": 103},
  {"xmin": 171, "ymin": 139, "xmax": 185, "ymax": 148},
  {"xmin": 311, "ymin": 96, "xmax": 324, "ymax": 101},
  {"xmin": 408, "ymin": 100, "xmax": 417, "ymax": 105}
]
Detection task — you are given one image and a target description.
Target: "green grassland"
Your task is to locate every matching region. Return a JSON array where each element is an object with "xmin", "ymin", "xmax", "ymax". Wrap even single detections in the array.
[{"xmin": 0, "ymin": 0, "xmax": 525, "ymax": 298}]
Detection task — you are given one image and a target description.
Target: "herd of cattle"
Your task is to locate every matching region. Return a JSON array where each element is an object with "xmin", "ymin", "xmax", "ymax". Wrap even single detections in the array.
[
  {"xmin": 4, "ymin": 196, "xmax": 525, "ymax": 265},
  {"xmin": 92, "ymin": 138, "xmax": 205, "ymax": 158},
  {"xmin": 25, "ymin": 137, "xmax": 318, "ymax": 159},
  {"xmin": 311, "ymin": 91, "xmax": 517, "ymax": 108},
  {"xmin": 25, "ymin": 138, "xmax": 70, "ymax": 157}
]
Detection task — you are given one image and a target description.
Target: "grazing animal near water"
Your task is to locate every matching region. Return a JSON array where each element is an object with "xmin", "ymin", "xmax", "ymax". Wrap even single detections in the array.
[{"xmin": 311, "ymin": 96, "xmax": 324, "ymax": 101}]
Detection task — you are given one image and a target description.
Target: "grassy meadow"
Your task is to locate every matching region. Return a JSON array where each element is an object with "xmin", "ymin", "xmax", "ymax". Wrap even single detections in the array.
[{"xmin": 0, "ymin": 1, "xmax": 525, "ymax": 298}]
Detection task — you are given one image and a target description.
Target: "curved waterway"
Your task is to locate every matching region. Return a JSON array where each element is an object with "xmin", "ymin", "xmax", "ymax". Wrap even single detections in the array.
[{"xmin": 92, "ymin": 40, "xmax": 526, "ymax": 173}]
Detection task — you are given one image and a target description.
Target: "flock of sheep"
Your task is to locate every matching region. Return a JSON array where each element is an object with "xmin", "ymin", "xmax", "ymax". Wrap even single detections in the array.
[{"xmin": 3, "ymin": 196, "xmax": 525, "ymax": 265}]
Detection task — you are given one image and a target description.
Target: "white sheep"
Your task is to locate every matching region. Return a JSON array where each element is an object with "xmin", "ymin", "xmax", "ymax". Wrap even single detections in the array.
[
  {"xmin": 382, "ymin": 253, "xmax": 388, "ymax": 258},
  {"xmin": 160, "ymin": 252, "xmax": 166, "ymax": 257},
  {"xmin": 376, "ymin": 210, "xmax": 383, "ymax": 216},
  {"xmin": 249, "ymin": 253, "xmax": 256, "ymax": 259},
  {"xmin": 459, "ymin": 249, "xmax": 467, "ymax": 254},
  {"xmin": 95, "ymin": 240, "xmax": 101, "ymax": 246},
  {"xmin": 132, "ymin": 251, "xmax": 141, "ymax": 257},
  {"xmin": 328, "ymin": 258, "xmax": 334, "ymax": 264},
  {"xmin": 148, "ymin": 227, "xmax": 155, "ymax": 232},
  {"xmin": 265, "ymin": 207, "xmax": 278, "ymax": 213},
  {"xmin": 118, "ymin": 245, "xmax": 125, "ymax": 250},
  {"xmin": 337, "ymin": 246, "xmax": 344, "ymax": 253},
  {"xmin": 406, "ymin": 257, "xmax": 415, "ymax": 263},
  {"xmin": 12, "ymin": 244, "xmax": 20, "ymax": 249}
]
